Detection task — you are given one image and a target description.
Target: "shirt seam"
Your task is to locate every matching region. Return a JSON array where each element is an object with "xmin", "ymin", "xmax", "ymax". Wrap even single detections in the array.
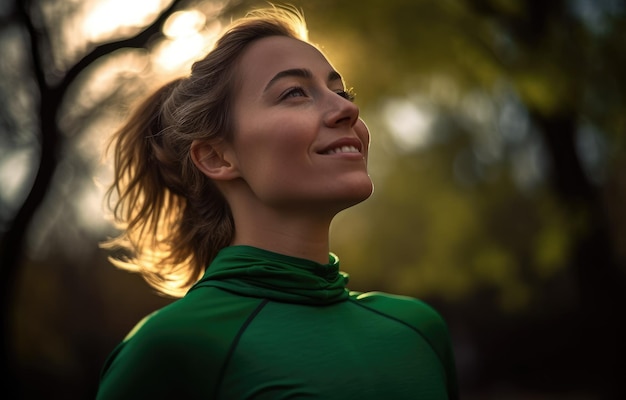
[
  {"xmin": 214, "ymin": 298, "xmax": 269, "ymax": 399},
  {"xmin": 347, "ymin": 299, "xmax": 448, "ymax": 378}
]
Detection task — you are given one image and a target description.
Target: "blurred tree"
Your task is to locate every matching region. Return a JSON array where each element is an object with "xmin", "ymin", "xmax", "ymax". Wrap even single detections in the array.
[{"xmin": 0, "ymin": 0, "xmax": 188, "ymax": 395}]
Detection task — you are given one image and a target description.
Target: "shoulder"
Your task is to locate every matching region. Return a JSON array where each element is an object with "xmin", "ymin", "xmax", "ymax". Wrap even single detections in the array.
[
  {"xmin": 348, "ymin": 290, "xmax": 458, "ymax": 399},
  {"xmin": 348, "ymin": 291, "xmax": 451, "ymax": 355},
  {"xmin": 108, "ymin": 288, "xmax": 264, "ymax": 369},
  {"xmin": 97, "ymin": 287, "xmax": 266, "ymax": 399},
  {"xmin": 125, "ymin": 286, "xmax": 264, "ymax": 348},
  {"xmin": 349, "ymin": 291, "xmax": 446, "ymax": 327},
  {"xmin": 350, "ymin": 292, "xmax": 458, "ymax": 399}
]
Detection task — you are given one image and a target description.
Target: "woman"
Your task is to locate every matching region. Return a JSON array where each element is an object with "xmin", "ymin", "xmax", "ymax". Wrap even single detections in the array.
[{"xmin": 96, "ymin": 5, "xmax": 458, "ymax": 399}]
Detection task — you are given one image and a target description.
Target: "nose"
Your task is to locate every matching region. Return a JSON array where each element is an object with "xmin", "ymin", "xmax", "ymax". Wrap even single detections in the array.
[{"xmin": 323, "ymin": 92, "xmax": 360, "ymax": 128}]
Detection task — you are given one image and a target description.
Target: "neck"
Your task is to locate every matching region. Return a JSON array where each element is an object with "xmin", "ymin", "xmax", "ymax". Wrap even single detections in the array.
[{"xmin": 230, "ymin": 208, "xmax": 333, "ymax": 264}]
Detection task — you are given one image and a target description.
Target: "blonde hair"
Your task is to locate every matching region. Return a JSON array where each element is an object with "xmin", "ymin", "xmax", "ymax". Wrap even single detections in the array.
[{"xmin": 102, "ymin": 5, "xmax": 308, "ymax": 297}]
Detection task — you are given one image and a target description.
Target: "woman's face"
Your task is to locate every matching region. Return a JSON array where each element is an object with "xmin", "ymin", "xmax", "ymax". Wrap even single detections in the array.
[{"xmin": 227, "ymin": 35, "xmax": 373, "ymax": 215}]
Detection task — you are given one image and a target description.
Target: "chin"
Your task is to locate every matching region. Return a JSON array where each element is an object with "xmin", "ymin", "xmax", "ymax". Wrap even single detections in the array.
[{"xmin": 338, "ymin": 179, "xmax": 374, "ymax": 209}]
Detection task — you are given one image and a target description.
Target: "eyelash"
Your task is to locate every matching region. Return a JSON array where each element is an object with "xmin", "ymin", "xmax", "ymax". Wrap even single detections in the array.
[
  {"xmin": 280, "ymin": 87, "xmax": 356, "ymax": 102},
  {"xmin": 338, "ymin": 88, "xmax": 356, "ymax": 102},
  {"xmin": 282, "ymin": 87, "xmax": 307, "ymax": 99}
]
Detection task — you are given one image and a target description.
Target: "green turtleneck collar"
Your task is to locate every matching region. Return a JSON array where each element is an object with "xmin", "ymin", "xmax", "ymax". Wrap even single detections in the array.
[{"xmin": 189, "ymin": 245, "xmax": 350, "ymax": 305}]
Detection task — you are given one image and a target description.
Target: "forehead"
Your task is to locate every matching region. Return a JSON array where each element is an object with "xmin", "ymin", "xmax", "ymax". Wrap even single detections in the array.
[{"xmin": 236, "ymin": 36, "xmax": 336, "ymax": 93}]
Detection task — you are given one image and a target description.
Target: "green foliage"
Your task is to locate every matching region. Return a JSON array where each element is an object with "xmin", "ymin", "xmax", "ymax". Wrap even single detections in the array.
[{"xmin": 295, "ymin": 0, "xmax": 626, "ymax": 315}]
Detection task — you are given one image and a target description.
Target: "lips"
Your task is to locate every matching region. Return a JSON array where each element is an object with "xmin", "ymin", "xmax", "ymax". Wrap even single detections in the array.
[{"xmin": 318, "ymin": 138, "xmax": 363, "ymax": 155}]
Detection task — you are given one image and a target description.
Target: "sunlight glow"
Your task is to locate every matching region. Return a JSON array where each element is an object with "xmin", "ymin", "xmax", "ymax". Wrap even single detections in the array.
[
  {"xmin": 82, "ymin": 0, "xmax": 168, "ymax": 41},
  {"xmin": 163, "ymin": 10, "xmax": 206, "ymax": 38},
  {"xmin": 153, "ymin": 17, "xmax": 222, "ymax": 73},
  {"xmin": 76, "ymin": 184, "xmax": 111, "ymax": 232},
  {"xmin": 0, "ymin": 148, "xmax": 35, "ymax": 209},
  {"xmin": 383, "ymin": 98, "xmax": 434, "ymax": 151},
  {"xmin": 79, "ymin": 2, "xmax": 230, "ymax": 81},
  {"xmin": 152, "ymin": 34, "xmax": 205, "ymax": 73}
]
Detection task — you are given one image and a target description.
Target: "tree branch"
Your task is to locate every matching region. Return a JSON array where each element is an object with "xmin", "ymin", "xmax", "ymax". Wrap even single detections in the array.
[{"xmin": 58, "ymin": 0, "xmax": 185, "ymax": 93}]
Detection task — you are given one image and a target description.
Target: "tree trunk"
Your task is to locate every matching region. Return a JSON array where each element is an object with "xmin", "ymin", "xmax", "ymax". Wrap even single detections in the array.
[{"xmin": 533, "ymin": 109, "xmax": 625, "ymax": 398}]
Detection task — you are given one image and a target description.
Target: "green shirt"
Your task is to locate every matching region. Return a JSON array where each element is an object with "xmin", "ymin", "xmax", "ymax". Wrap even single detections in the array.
[{"xmin": 96, "ymin": 246, "xmax": 458, "ymax": 399}]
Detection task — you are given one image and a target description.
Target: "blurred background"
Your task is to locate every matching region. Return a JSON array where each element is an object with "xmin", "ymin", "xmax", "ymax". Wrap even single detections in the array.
[{"xmin": 1, "ymin": 0, "xmax": 624, "ymax": 398}]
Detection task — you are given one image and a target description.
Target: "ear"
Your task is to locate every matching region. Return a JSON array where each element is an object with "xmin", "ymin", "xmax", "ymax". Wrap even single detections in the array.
[{"xmin": 190, "ymin": 139, "xmax": 240, "ymax": 181}]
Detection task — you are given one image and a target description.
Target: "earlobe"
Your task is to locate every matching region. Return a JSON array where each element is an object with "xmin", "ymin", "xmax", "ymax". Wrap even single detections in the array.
[{"xmin": 190, "ymin": 139, "xmax": 240, "ymax": 181}]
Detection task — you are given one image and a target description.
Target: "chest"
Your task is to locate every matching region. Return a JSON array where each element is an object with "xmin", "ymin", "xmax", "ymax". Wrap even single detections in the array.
[{"xmin": 218, "ymin": 302, "xmax": 449, "ymax": 400}]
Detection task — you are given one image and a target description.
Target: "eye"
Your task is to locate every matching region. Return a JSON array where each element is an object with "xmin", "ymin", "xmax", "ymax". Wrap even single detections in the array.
[
  {"xmin": 280, "ymin": 87, "xmax": 308, "ymax": 100},
  {"xmin": 336, "ymin": 88, "xmax": 356, "ymax": 102}
]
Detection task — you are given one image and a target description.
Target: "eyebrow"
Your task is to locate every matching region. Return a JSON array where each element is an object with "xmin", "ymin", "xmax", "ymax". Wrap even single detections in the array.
[{"xmin": 264, "ymin": 68, "xmax": 343, "ymax": 92}]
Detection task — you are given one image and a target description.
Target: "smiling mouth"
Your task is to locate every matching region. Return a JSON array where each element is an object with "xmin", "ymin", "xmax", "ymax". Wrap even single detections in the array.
[{"xmin": 322, "ymin": 145, "xmax": 360, "ymax": 155}]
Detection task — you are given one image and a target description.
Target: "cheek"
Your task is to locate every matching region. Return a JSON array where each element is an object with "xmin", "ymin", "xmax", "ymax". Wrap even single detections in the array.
[
  {"xmin": 239, "ymin": 115, "xmax": 315, "ymax": 155},
  {"xmin": 231, "ymin": 105, "xmax": 319, "ymax": 175},
  {"xmin": 232, "ymin": 128, "xmax": 306, "ymax": 180},
  {"xmin": 356, "ymin": 120, "xmax": 371, "ymax": 155}
]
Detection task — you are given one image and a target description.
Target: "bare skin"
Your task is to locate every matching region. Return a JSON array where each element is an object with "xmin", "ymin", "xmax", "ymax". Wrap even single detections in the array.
[{"xmin": 191, "ymin": 36, "xmax": 373, "ymax": 263}]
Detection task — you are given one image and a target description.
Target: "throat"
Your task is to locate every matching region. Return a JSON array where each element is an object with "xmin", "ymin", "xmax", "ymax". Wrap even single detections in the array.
[{"xmin": 230, "ymin": 215, "xmax": 332, "ymax": 264}]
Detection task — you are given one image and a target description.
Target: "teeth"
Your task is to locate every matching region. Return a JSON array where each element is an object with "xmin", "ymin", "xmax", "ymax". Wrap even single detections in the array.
[{"xmin": 325, "ymin": 145, "xmax": 359, "ymax": 155}]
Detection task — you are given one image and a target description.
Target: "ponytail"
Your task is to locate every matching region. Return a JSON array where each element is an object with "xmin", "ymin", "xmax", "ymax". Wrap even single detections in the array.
[{"xmin": 102, "ymin": 79, "xmax": 233, "ymax": 297}]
